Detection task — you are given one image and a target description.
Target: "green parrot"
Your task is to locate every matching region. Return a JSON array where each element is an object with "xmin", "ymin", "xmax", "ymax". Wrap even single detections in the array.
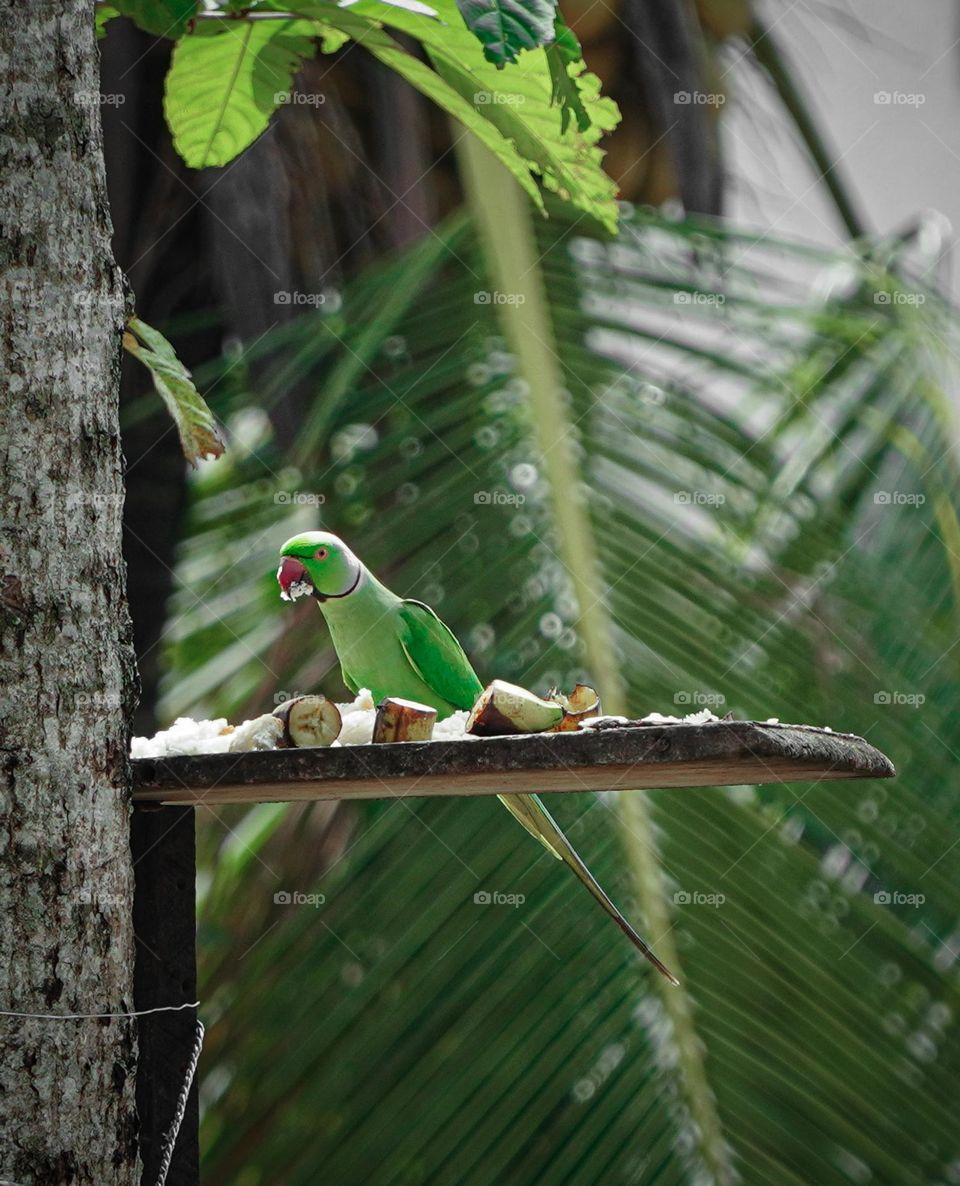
[{"xmin": 277, "ymin": 530, "xmax": 678, "ymax": 985}]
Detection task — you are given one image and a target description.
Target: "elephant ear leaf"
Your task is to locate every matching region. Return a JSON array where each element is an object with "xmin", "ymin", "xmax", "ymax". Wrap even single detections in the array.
[
  {"xmin": 454, "ymin": 0, "xmax": 558, "ymax": 66},
  {"xmin": 123, "ymin": 317, "xmax": 226, "ymax": 466},
  {"xmin": 164, "ymin": 20, "xmax": 317, "ymax": 168}
]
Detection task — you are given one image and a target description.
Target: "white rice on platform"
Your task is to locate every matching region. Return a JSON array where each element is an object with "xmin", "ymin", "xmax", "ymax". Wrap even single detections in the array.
[
  {"xmin": 334, "ymin": 689, "xmax": 377, "ymax": 746},
  {"xmin": 131, "ymin": 692, "xmax": 805, "ymax": 758},
  {"xmin": 131, "ymin": 717, "xmax": 236, "ymax": 759},
  {"xmin": 130, "ymin": 689, "xmax": 479, "ymax": 758},
  {"xmin": 640, "ymin": 709, "xmax": 721, "ymax": 726}
]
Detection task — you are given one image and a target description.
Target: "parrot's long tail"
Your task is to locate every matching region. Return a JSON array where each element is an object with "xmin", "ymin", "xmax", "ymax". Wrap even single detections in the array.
[{"xmin": 498, "ymin": 792, "xmax": 680, "ymax": 986}]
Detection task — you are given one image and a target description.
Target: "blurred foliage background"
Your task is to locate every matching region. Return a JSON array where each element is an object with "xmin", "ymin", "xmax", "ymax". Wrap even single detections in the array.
[{"xmin": 101, "ymin": 1, "xmax": 960, "ymax": 1183}]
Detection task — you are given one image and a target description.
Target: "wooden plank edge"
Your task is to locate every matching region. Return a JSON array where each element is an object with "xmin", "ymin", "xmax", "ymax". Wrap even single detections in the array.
[{"xmin": 131, "ymin": 721, "xmax": 895, "ymax": 806}]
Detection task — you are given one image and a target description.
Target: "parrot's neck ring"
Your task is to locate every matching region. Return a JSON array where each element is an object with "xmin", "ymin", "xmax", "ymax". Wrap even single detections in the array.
[{"xmin": 314, "ymin": 565, "xmax": 362, "ymax": 603}]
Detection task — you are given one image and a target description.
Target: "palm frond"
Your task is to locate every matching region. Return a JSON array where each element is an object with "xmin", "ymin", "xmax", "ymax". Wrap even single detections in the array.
[{"xmin": 151, "ymin": 201, "xmax": 960, "ymax": 1186}]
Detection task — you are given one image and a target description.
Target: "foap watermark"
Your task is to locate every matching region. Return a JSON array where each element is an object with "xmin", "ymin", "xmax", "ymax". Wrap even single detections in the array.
[
  {"xmin": 274, "ymin": 90, "xmax": 326, "ymax": 106},
  {"xmin": 474, "ymin": 489, "xmax": 526, "ymax": 507},
  {"xmin": 674, "ymin": 291, "xmax": 725, "ymax": 306},
  {"xmin": 674, "ymin": 490, "xmax": 726, "ymax": 506},
  {"xmin": 875, "ymin": 890, "xmax": 924, "ymax": 907},
  {"xmin": 874, "ymin": 690, "xmax": 925, "ymax": 707},
  {"xmin": 674, "ymin": 90, "xmax": 725, "ymax": 107},
  {"xmin": 874, "ymin": 90, "xmax": 925, "ymax": 107},
  {"xmin": 272, "ymin": 690, "xmax": 328, "ymax": 706},
  {"xmin": 674, "ymin": 890, "xmax": 726, "ymax": 908},
  {"xmin": 274, "ymin": 490, "xmax": 325, "ymax": 506},
  {"xmin": 874, "ymin": 291, "xmax": 925, "ymax": 307},
  {"xmin": 274, "ymin": 890, "xmax": 326, "ymax": 908},
  {"xmin": 474, "ymin": 91, "xmax": 525, "ymax": 107},
  {"xmin": 64, "ymin": 490, "xmax": 124, "ymax": 513},
  {"xmin": 474, "ymin": 290, "xmax": 526, "ymax": 306},
  {"xmin": 76, "ymin": 90, "xmax": 125, "ymax": 107},
  {"xmin": 77, "ymin": 888, "xmax": 127, "ymax": 908},
  {"xmin": 274, "ymin": 290, "xmax": 326, "ymax": 307},
  {"xmin": 674, "ymin": 690, "xmax": 725, "ymax": 708},
  {"xmin": 75, "ymin": 690, "xmax": 124, "ymax": 711},
  {"xmin": 71, "ymin": 291, "xmax": 117, "ymax": 311},
  {"xmin": 474, "ymin": 890, "xmax": 525, "ymax": 908},
  {"xmin": 874, "ymin": 491, "xmax": 926, "ymax": 507}
]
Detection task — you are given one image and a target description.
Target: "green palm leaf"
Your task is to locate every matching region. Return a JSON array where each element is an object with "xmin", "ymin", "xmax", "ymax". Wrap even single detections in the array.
[{"xmin": 152, "ymin": 202, "xmax": 960, "ymax": 1185}]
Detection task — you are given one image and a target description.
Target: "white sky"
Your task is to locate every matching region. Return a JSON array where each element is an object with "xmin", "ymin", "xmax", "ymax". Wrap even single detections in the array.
[{"xmin": 725, "ymin": 0, "xmax": 960, "ymax": 291}]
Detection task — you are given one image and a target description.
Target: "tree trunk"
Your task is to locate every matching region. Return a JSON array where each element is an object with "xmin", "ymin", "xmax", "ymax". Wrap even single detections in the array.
[{"xmin": 0, "ymin": 1, "xmax": 140, "ymax": 1182}]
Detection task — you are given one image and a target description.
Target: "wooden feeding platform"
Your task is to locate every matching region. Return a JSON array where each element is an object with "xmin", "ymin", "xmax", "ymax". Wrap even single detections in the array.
[
  {"xmin": 129, "ymin": 718, "xmax": 893, "ymax": 1184},
  {"xmin": 131, "ymin": 719, "xmax": 895, "ymax": 807}
]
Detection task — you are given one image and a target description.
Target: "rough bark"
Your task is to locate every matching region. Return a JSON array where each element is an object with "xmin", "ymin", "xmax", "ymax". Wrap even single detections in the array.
[
  {"xmin": 0, "ymin": 1, "xmax": 140, "ymax": 1181},
  {"xmin": 100, "ymin": 23, "xmax": 209, "ymax": 735}
]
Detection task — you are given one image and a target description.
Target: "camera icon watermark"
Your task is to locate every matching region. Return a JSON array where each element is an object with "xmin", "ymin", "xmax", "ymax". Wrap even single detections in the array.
[
  {"xmin": 75, "ymin": 690, "xmax": 124, "ymax": 710},
  {"xmin": 274, "ymin": 90, "xmax": 326, "ymax": 106},
  {"xmin": 71, "ymin": 292, "xmax": 117, "ymax": 311},
  {"xmin": 674, "ymin": 490, "xmax": 726, "ymax": 506},
  {"xmin": 76, "ymin": 90, "xmax": 125, "ymax": 107},
  {"xmin": 274, "ymin": 291, "xmax": 326, "ymax": 307},
  {"xmin": 874, "ymin": 889, "xmax": 924, "ymax": 907},
  {"xmin": 873, "ymin": 491, "xmax": 925, "ymax": 507},
  {"xmin": 674, "ymin": 690, "xmax": 725, "ymax": 708},
  {"xmin": 474, "ymin": 91, "xmax": 525, "ymax": 106},
  {"xmin": 273, "ymin": 690, "xmax": 323, "ymax": 705},
  {"xmin": 474, "ymin": 290, "xmax": 526, "ymax": 306},
  {"xmin": 673, "ymin": 291, "xmax": 725, "ymax": 306},
  {"xmin": 874, "ymin": 91, "xmax": 925, "ymax": 106},
  {"xmin": 873, "ymin": 291, "xmax": 925, "ymax": 306},
  {"xmin": 674, "ymin": 889, "xmax": 725, "ymax": 907},
  {"xmin": 274, "ymin": 889, "xmax": 325, "ymax": 907},
  {"xmin": 473, "ymin": 889, "xmax": 525, "ymax": 908},
  {"xmin": 77, "ymin": 888, "xmax": 126, "ymax": 907},
  {"xmin": 674, "ymin": 91, "xmax": 726, "ymax": 107},
  {"xmin": 274, "ymin": 490, "xmax": 325, "ymax": 506},
  {"xmin": 474, "ymin": 489, "xmax": 526, "ymax": 507},
  {"xmin": 873, "ymin": 690, "xmax": 925, "ymax": 707},
  {"xmin": 64, "ymin": 490, "xmax": 124, "ymax": 512}
]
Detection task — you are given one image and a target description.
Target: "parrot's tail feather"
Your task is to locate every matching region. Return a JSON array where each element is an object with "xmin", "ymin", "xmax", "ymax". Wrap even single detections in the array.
[{"xmin": 498, "ymin": 792, "xmax": 680, "ymax": 987}]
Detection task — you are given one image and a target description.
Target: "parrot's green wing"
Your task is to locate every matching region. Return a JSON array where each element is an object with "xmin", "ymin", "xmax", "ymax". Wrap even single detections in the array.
[{"xmin": 397, "ymin": 600, "xmax": 484, "ymax": 711}]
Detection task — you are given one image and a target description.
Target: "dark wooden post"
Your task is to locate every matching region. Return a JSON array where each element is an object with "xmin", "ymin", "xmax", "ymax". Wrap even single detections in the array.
[{"xmin": 132, "ymin": 806, "xmax": 199, "ymax": 1186}]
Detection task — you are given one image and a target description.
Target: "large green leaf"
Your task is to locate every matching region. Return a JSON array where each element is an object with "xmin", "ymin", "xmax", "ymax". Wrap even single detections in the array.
[
  {"xmin": 332, "ymin": 0, "xmax": 620, "ymax": 229},
  {"xmin": 150, "ymin": 206, "xmax": 960, "ymax": 1185},
  {"xmin": 309, "ymin": 7, "xmax": 548, "ymax": 215},
  {"xmin": 161, "ymin": 2, "xmax": 617, "ymax": 228},
  {"xmin": 290, "ymin": 0, "xmax": 620, "ymax": 229},
  {"xmin": 454, "ymin": 0, "xmax": 558, "ymax": 66},
  {"xmin": 164, "ymin": 20, "xmax": 317, "ymax": 168}
]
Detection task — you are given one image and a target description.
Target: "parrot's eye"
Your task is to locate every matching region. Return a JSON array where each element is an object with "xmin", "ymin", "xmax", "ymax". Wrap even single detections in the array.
[{"xmin": 315, "ymin": 547, "xmax": 329, "ymax": 561}]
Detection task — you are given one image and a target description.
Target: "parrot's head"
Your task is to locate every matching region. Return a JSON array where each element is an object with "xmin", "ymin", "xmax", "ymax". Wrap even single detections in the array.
[{"xmin": 277, "ymin": 532, "xmax": 363, "ymax": 603}]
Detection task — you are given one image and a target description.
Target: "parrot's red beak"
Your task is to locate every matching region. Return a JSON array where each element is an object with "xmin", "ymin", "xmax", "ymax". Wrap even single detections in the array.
[{"xmin": 277, "ymin": 556, "xmax": 308, "ymax": 596}]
